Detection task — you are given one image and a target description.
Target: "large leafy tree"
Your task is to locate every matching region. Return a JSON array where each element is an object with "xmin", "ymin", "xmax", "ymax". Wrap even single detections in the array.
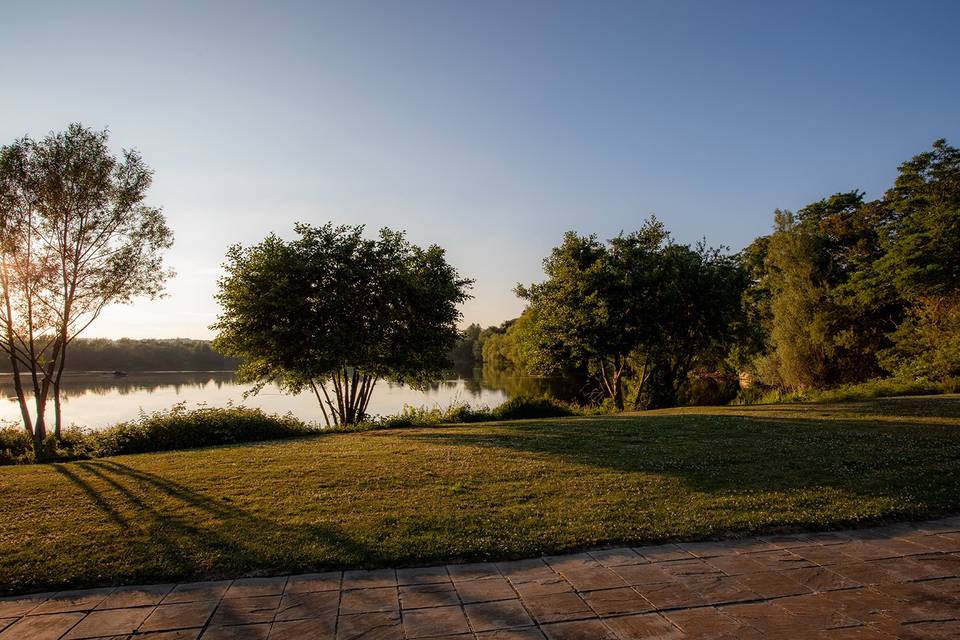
[
  {"xmin": 756, "ymin": 193, "xmax": 896, "ymax": 389},
  {"xmin": 0, "ymin": 124, "xmax": 173, "ymax": 446},
  {"xmin": 517, "ymin": 218, "xmax": 746, "ymax": 409},
  {"xmin": 742, "ymin": 139, "xmax": 959, "ymax": 388},
  {"xmin": 873, "ymin": 139, "xmax": 960, "ymax": 378},
  {"xmin": 639, "ymin": 242, "xmax": 748, "ymax": 409},
  {"xmin": 212, "ymin": 223, "xmax": 472, "ymax": 426}
]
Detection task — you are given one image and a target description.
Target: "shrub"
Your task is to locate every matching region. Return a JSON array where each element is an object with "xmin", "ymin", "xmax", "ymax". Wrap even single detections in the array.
[
  {"xmin": 810, "ymin": 378, "xmax": 959, "ymax": 403},
  {"xmin": 3, "ymin": 395, "xmax": 579, "ymax": 465},
  {"xmin": 679, "ymin": 372, "xmax": 740, "ymax": 406},
  {"xmin": 89, "ymin": 404, "xmax": 317, "ymax": 456},
  {"xmin": 490, "ymin": 395, "xmax": 575, "ymax": 420},
  {"xmin": 0, "ymin": 427, "xmax": 33, "ymax": 465},
  {"xmin": 731, "ymin": 377, "xmax": 960, "ymax": 405},
  {"xmin": 369, "ymin": 395, "xmax": 575, "ymax": 429}
]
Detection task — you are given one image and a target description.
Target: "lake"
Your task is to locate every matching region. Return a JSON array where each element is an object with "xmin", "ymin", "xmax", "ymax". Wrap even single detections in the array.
[{"xmin": 0, "ymin": 369, "xmax": 575, "ymax": 430}]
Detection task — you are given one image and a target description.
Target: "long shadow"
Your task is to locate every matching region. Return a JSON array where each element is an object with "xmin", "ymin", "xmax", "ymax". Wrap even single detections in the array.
[
  {"xmin": 52, "ymin": 465, "xmax": 129, "ymax": 528},
  {"xmin": 404, "ymin": 411, "xmax": 960, "ymax": 501},
  {"xmin": 99, "ymin": 459, "xmax": 376, "ymax": 560},
  {"xmin": 44, "ymin": 458, "xmax": 380, "ymax": 590}
]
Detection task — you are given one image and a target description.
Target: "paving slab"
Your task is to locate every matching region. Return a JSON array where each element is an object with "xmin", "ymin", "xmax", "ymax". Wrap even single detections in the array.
[
  {"xmin": 284, "ymin": 572, "xmax": 342, "ymax": 594},
  {"xmin": 454, "ymin": 577, "xmax": 517, "ymax": 604},
  {"xmin": 275, "ymin": 590, "xmax": 338, "ymax": 621},
  {"xmin": 402, "ymin": 605, "xmax": 471, "ymax": 637},
  {"xmin": 0, "ymin": 612, "xmax": 85, "ymax": 640},
  {"xmin": 1, "ymin": 517, "xmax": 958, "ymax": 639},
  {"xmin": 464, "ymin": 600, "xmax": 534, "ymax": 632},
  {"xmin": 269, "ymin": 616, "xmax": 336, "ymax": 640},
  {"xmin": 399, "ymin": 584, "xmax": 460, "ymax": 610}
]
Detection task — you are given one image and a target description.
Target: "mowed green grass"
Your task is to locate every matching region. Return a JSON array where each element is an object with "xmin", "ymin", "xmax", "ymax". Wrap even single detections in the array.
[{"xmin": 2, "ymin": 396, "xmax": 960, "ymax": 594}]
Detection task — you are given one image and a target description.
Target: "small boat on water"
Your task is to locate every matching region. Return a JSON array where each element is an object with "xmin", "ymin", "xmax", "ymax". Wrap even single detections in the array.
[{"xmin": 112, "ymin": 370, "xmax": 128, "ymax": 377}]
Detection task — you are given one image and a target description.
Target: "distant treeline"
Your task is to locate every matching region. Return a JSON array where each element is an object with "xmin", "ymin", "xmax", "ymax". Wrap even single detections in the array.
[{"xmin": 0, "ymin": 338, "xmax": 240, "ymax": 373}]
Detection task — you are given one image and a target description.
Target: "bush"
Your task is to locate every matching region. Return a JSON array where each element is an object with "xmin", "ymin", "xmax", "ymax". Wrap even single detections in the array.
[
  {"xmin": 90, "ymin": 404, "xmax": 317, "ymax": 456},
  {"xmin": 731, "ymin": 377, "xmax": 960, "ymax": 405},
  {"xmin": 2, "ymin": 395, "xmax": 579, "ymax": 464},
  {"xmin": 679, "ymin": 372, "xmax": 741, "ymax": 406},
  {"xmin": 490, "ymin": 395, "xmax": 575, "ymax": 420},
  {"xmin": 809, "ymin": 378, "xmax": 960, "ymax": 403},
  {"xmin": 0, "ymin": 427, "xmax": 33, "ymax": 465},
  {"xmin": 369, "ymin": 395, "xmax": 576, "ymax": 429}
]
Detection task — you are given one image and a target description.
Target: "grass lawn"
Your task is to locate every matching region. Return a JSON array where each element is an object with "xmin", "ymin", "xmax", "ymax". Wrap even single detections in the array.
[{"xmin": 2, "ymin": 395, "xmax": 960, "ymax": 594}]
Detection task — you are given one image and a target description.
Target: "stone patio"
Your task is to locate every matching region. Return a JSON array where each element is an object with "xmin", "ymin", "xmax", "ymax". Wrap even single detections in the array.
[{"xmin": 2, "ymin": 517, "xmax": 959, "ymax": 639}]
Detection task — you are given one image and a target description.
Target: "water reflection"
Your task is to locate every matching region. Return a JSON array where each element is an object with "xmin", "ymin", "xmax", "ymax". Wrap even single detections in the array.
[
  {"xmin": 1, "ymin": 371, "xmax": 236, "ymax": 399},
  {"xmin": 0, "ymin": 369, "xmax": 580, "ymax": 430}
]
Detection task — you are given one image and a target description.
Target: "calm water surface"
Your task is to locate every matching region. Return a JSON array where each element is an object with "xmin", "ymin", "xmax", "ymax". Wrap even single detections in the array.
[{"xmin": 0, "ymin": 370, "xmax": 568, "ymax": 430}]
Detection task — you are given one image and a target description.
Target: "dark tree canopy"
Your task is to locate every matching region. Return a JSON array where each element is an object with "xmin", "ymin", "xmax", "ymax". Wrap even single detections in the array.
[
  {"xmin": 741, "ymin": 139, "xmax": 960, "ymax": 389},
  {"xmin": 517, "ymin": 217, "xmax": 747, "ymax": 409},
  {"xmin": 212, "ymin": 223, "xmax": 472, "ymax": 425}
]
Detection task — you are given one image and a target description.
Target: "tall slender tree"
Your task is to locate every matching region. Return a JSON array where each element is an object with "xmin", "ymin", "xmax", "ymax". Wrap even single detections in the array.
[{"xmin": 0, "ymin": 124, "xmax": 173, "ymax": 447}]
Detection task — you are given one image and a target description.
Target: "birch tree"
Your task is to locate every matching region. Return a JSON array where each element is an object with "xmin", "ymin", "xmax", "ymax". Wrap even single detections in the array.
[{"xmin": 0, "ymin": 124, "xmax": 173, "ymax": 448}]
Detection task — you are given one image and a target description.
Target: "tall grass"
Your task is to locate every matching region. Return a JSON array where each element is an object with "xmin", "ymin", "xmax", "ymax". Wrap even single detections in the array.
[
  {"xmin": 372, "ymin": 394, "xmax": 576, "ymax": 428},
  {"xmin": 732, "ymin": 377, "xmax": 960, "ymax": 405}
]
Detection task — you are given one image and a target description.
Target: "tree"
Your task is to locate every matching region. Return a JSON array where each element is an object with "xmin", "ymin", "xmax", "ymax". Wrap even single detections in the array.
[
  {"xmin": 754, "ymin": 141, "xmax": 960, "ymax": 388},
  {"xmin": 517, "ymin": 218, "xmax": 746, "ymax": 410},
  {"xmin": 757, "ymin": 190, "xmax": 899, "ymax": 389},
  {"xmin": 0, "ymin": 124, "xmax": 173, "ymax": 447},
  {"xmin": 874, "ymin": 139, "xmax": 960, "ymax": 299},
  {"xmin": 212, "ymin": 223, "xmax": 472, "ymax": 426},
  {"xmin": 873, "ymin": 139, "xmax": 960, "ymax": 379},
  {"xmin": 638, "ymin": 242, "xmax": 748, "ymax": 409}
]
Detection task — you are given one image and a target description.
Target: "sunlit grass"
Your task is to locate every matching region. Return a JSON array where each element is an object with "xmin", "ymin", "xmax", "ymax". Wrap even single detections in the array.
[{"xmin": 1, "ymin": 395, "xmax": 959, "ymax": 594}]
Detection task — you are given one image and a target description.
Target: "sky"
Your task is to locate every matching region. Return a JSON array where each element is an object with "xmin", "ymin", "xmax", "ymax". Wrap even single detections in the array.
[{"xmin": 2, "ymin": 0, "xmax": 959, "ymax": 339}]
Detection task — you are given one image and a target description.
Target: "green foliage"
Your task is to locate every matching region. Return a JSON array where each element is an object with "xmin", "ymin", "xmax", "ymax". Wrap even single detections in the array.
[
  {"xmin": 733, "ymin": 377, "xmax": 960, "ymax": 405},
  {"xmin": 517, "ymin": 217, "xmax": 748, "ymax": 410},
  {"xmin": 373, "ymin": 395, "xmax": 576, "ymax": 428},
  {"xmin": 874, "ymin": 139, "xmax": 960, "ymax": 300},
  {"xmin": 1, "ymin": 394, "xmax": 583, "ymax": 465},
  {"xmin": 212, "ymin": 223, "xmax": 472, "ymax": 425},
  {"xmin": 0, "ymin": 427, "xmax": 32, "ymax": 465},
  {"xmin": 761, "ymin": 195, "xmax": 893, "ymax": 389},
  {"xmin": 91, "ymin": 405, "xmax": 316, "ymax": 456},
  {"xmin": 479, "ymin": 312, "xmax": 541, "ymax": 373},
  {"xmin": 450, "ymin": 323, "xmax": 484, "ymax": 364},
  {"xmin": 0, "ymin": 426, "xmax": 97, "ymax": 465},
  {"xmin": 746, "ymin": 139, "xmax": 960, "ymax": 389},
  {"xmin": 490, "ymin": 394, "xmax": 576, "ymax": 420},
  {"xmin": 0, "ymin": 406, "xmax": 315, "ymax": 464},
  {"xmin": 879, "ymin": 295, "xmax": 960, "ymax": 379}
]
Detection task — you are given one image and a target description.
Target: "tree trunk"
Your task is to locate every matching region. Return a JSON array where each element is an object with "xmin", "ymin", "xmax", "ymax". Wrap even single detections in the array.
[
  {"xmin": 612, "ymin": 376, "xmax": 624, "ymax": 411},
  {"xmin": 6, "ymin": 351, "xmax": 32, "ymax": 435},
  {"xmin": 599, "ymin": 358, "xmax": 625, "ymax": 411},
  {"xmin": 324, "ymin": 369, "xmax": 378, "ymax": 425},
  {"xmin": 632, "ymin": 361, "xmax": 650, "ymax": 410},
  {"xmin": 52, "ymin": 332, "xmax": 69, "ymax": 438},
  {"xmin": 1, "ymin": 259, "xmax": 32, "ymax": 434},
  {"xmin": 53, "ymin": 381, "xmax": 63, "ymax": 439}
]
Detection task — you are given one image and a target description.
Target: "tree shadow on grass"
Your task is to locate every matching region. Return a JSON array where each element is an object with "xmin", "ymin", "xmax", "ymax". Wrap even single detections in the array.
[
  {"xmin": 405, "ymin": 411, "xmax": 960, "ymax": 507},
  {"xmin": 48, "ymin": 458, "xmax": 380, "ymax": 591}
]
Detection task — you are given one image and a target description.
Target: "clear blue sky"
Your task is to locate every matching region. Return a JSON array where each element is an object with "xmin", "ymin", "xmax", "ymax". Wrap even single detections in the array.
[{"xmin": 3, "ymin": 0, "xmax": 958, "ymax": 338}]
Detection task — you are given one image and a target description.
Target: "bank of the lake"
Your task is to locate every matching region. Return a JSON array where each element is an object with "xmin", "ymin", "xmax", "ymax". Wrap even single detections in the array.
[
  {"xmin": 2, "ymin": 395, "xmax": 959, "ymax": 594},
  {"xmin": 0, "ymin": 369, "xmax": 577, "ymax": 430}
]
